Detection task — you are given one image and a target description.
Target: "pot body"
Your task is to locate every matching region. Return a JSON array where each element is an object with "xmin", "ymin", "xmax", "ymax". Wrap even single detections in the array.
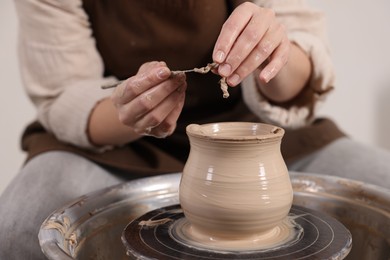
[{"xmin": 179, "ymin": 122, "xmax": 293, "ymax": 237}]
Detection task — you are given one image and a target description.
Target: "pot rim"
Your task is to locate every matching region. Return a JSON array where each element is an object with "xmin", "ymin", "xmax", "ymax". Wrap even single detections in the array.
[{"xmin": 186, "ymin": 122, "xmax": 284, "ymax": 141}]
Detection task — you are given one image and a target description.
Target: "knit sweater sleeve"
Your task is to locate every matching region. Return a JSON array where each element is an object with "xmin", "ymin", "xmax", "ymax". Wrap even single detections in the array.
[
  {"xmin": 242, "ymin": 0, "xmax": 335, "ymax": 129},
  {"xmin": 14, "ymin": 0, "xmax": 117, "ymax": 149}
]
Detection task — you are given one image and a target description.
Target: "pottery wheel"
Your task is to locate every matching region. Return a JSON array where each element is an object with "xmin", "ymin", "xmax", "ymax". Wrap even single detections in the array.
[{"xmin": 122, "ymin": 204, "xmax": 352, "ymax": 260}]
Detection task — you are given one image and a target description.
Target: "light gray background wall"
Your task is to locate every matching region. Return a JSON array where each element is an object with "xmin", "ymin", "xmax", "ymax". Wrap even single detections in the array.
[
  {"xmin": 1, "ymin": 0, "xmax": 390, "ymax": 194},
  {"xmin": 1, "ymin": 0, "xmax": 35, "ymax": 194}
]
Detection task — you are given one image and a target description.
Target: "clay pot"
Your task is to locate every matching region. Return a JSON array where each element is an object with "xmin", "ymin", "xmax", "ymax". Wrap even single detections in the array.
[{"xmin": 179, "ymin": 122, "xmax": 293, "ymax": 239}]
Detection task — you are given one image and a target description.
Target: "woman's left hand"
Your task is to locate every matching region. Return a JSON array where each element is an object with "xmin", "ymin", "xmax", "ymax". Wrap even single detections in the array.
[{"xmin": 213, "ymin": 2, "xmax": 291, "ymax": 86}]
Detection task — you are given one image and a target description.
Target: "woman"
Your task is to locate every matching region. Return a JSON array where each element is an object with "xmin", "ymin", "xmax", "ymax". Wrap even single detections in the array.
[{"xmin": 1, "ymin": 0, "xmax": 389, "ymax": 259}]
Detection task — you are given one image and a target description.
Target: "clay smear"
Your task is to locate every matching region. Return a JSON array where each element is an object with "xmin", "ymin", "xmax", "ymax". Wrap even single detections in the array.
[{"xmin": 172, "ymin": 62, "xmax": 229, "ymax": 98}]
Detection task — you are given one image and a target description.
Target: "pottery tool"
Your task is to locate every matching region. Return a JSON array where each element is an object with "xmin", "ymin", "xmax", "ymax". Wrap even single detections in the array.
[
  {"xmin": 101, "ymin": 62, "xmax": 230, "ymax": 98},
  {"xmin": 100, "ymin": 63, "xmax": 218, "ymax": 90}
]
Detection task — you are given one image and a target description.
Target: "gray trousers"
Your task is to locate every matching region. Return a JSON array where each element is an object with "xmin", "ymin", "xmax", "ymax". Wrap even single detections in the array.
[{"xmin": 0, "ymin": 137, "xmax": 389, "ymax": 259}]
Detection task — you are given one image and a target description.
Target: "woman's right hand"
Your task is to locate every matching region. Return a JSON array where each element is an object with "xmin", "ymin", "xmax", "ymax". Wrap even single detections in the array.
[{"xmin": 111, "ymin": 61, "xmax": 187, "ymax": 138}]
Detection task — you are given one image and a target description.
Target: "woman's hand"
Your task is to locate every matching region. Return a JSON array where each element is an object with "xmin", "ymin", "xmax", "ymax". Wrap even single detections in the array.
[
  {"xmin": 213, "ymin": 2, "xmax": 290, "ymax": 87},
  {"xmin": 111, "ymin": 61, "xmax": 187, "ymax": 138}
]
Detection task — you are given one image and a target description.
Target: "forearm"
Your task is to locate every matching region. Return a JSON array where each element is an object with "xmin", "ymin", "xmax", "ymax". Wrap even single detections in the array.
[
  {"xmin": 88, "ymin": 98, "xmax": 141, "ymax": 146},
  {"xmin": 256, "ymin": 43, "xmax": 311, "ymax": 103}
]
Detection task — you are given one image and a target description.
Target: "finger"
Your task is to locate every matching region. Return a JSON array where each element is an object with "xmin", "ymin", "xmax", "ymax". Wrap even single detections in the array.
[
  {"xmin": 219, "ymin": 9, "xmax": 273, "ymax": 79},
  {"xmin": 212, "ymin": 2, "xmax": 253, "ymax": 64},
  {"xmin": 134, "ymin": 82, "xmax": 187, "ymax": 137},
  {"xmin": 259, "ymin": 38, "xmax": 290, "ymax": 83},
  {"xmin": 226, "ymin": 22, "xmax": 286, "ymax": 86},
  {"xmin": 138, "ymin": 61, "xmax": 167, "ymax": 75},
  {"xmin": 119, "ymin": 74, "xmax": 186, "ymax": 126},
  {"xmin": 112, "ymin": 65, "xmax": 171, "ymax": 105},
  {"xmin": 149, "ymin": 88, "xmax": 186, "ymax": 138}
]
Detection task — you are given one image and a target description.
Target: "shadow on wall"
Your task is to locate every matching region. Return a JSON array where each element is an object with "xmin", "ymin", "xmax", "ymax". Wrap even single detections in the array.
[{"xmin": 375, "ymin": 82, "xmax": 390, "ymax": 150}]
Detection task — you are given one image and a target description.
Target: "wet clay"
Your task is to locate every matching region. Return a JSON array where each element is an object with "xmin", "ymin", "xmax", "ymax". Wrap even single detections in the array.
[
  {"xmin": 179, "ymin": 122, "xmax": 294, "ymax": 250},
  {"xmin": 171, "ymin": 216, "xmax": 303, "ymax": 251}
]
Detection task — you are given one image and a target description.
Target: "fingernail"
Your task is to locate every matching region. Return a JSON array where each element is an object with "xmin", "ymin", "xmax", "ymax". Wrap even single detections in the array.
[
  {"xmin": 215, "ymin": 50, "xmax": 225, "ymax": 63},
  {"xmin": 261, "ymin": 66, "xmax": 276, "ymax": 83},
  {"xmin": 228, "ymin": 74, "xmax": 240, "ymax": 86},
  {"xmin": 157, "ymin": 68, "xmax": 170, "ymax": 79},
  {"xmin": 262, "ymin": 75, "xmax": 270, "ymax": 83},
  {"xmin": 219, "ymin": 63, "xmax": 231, "ymax": 76}
]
